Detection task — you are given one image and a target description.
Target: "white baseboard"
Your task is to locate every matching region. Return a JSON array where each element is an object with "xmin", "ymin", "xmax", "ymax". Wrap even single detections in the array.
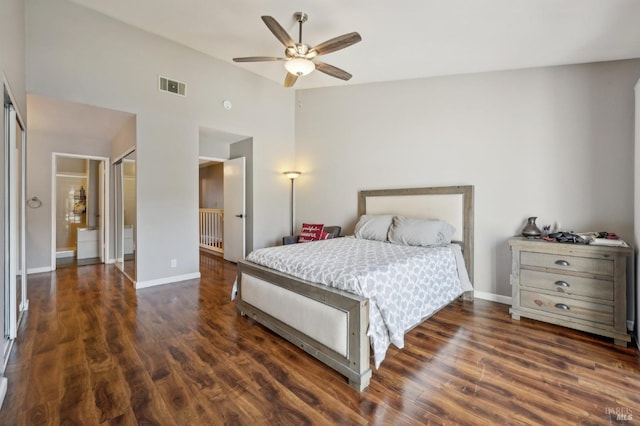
[
  {"xmin": 135, "ymin": 272, "xmax": 201, "ymax": 290},
  {"xmin": 0, "ymin": 377, "xmax": 7, "ymax": 410},
  {"xmin": 56, "ymin": 250, "xmax": 74, "ymax": 259},
  {"xmin": 473, "ymin": 290, "xmax": 512, "ymax": 305},
  {"xmin": 27, "ymin": 266, "xmax": 53, "ymax": 274}
]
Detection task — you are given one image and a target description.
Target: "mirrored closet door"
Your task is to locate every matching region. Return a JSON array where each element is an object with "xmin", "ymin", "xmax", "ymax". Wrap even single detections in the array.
[
  {"xmin": 114, "ymin": 150, "xmax": 136, "ymax": 283},
  {"xmin": 3, "ymin": 95, "xmax": 27, "ymax": 348}
]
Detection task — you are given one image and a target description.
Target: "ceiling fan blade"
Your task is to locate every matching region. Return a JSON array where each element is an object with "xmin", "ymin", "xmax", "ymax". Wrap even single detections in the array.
[
  {"xmin": 262, "ymin": 16, "xmax": 295, "ymax": 48},
  {"xmin": 284, "ymin": 72, "xmax": 298, "ymax": 88},
  {"xmin": 233, "ymin": 56, "xmax": 286, "ymax": 62},
  {"xmin": 314, "ymin": 61, "xmax": 352, "ymax": 81},
  {"xmin": 310, "ymin": 32, "xmax": 361, "ymax": 56}
]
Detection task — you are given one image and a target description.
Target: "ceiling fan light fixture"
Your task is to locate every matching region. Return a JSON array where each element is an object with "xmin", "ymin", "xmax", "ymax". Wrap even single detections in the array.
[
  {"xmin": 284, "ymin": 58, "xmax": 315, "ymax": 76},
  {"xmin": 234, "ymin": 13, "xmax": 360, "ymax": 87}
]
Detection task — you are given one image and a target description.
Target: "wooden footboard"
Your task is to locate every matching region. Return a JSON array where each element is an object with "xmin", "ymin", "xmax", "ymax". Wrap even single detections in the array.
[{"xmin": 236, "ymin": 259, "xmax": 372, "ymax": 391}]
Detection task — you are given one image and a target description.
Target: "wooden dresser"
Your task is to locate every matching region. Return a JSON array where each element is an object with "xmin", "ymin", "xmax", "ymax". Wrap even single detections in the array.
[{"xmin": 508, "ymin": 237, "xmax": 632, "ymax": 346}]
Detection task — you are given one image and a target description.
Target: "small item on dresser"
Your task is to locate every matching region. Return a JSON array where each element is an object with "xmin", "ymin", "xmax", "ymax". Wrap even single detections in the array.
[
  {"xmin": 597, "ymin": 232, "xmax": 619, "ymax": 240},
  {"xmin": 575, "ymin": 232, "xmax": 628, "ymax": 247},
  {"xmin": 591, "ymin": 237, "xmax": 629, "ymax": 247},
  {"xmin": 521, "ymin": 216, "xmax": 542, "ymax": 238},
  {"xmin": 548, "ymin": 231, "xmax": 588, "ymax": 244}
]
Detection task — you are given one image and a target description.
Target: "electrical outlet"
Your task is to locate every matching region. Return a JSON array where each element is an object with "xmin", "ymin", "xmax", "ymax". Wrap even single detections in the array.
[{"xmin": 171, "ymin": 259, "xmax": 177, "ymax": 268}]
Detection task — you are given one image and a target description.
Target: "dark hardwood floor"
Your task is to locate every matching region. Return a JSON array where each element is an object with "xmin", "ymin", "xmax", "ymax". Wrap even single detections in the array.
[
  {"xmin": 1, "ymin": 252, "xmax": 638, "ymax": 425},
  {"xmin": 56, "ymin": 256, "xmax": 102, "ymax": 269}
]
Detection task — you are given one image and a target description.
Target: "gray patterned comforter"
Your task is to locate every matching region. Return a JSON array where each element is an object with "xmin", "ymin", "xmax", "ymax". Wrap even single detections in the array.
[{"xmin": 245, "ymin": 237, "xmax": 472, "ymax": 368}]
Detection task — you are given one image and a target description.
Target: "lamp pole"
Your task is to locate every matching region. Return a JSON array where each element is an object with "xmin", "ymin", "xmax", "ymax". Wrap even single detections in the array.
[{"xmin": 283, "ymin": 171, "xmax": 301, "ymax": 235}]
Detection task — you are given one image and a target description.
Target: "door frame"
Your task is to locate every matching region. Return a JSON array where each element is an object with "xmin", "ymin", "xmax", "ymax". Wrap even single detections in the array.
[
  {"xmin": 3, "ymin": 83, "xmax": 26, "ymax": 344},
  {"xmin": 198, "ymin": 156, "xmax": 226, "ymax": 254},
  {"xmin": 50, "ymin": 153, "xmax": 110, "ymax": 270}
]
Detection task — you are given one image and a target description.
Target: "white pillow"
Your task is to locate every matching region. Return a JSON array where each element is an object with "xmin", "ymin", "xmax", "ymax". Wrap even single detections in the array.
[
  {"xmin": 354, "ymin": 215, "xmax": 394, "ymax": 241},
  {"xmin": 388, "ymin": 215, "xmax": 455, "ymax": 247}
]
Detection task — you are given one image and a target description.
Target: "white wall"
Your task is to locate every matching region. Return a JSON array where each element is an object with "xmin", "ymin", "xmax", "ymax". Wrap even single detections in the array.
[
  {"xmin": 26, "ymin": 0, "xmax": 295, "ymax": 284},
  {"xmin": 295, "ymin": 60, "xmax": 640, "ymax": 299},
  {"xmin": 112, "ymin": 116, "xmax": 137, "ymax": 160},
  {"xmin": 199, "ymin": 163, "xmax": 223, "ymax": 209},
  {"xmin": 1, "ymin": 0, "xmax": 27, "ymax": 119},
  {"xmin": 26, "ymin": 130, "xmax": 113, "ymax": 269}
]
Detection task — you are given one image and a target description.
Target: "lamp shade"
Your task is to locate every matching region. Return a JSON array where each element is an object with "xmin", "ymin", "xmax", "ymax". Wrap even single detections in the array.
[
  {"xmin": 284, "ymin": 58, "xmax": 315, "ymax": 76},
  {"xmin": 283, "ymin": 171, "xmax": 301, "ymax": 180}
]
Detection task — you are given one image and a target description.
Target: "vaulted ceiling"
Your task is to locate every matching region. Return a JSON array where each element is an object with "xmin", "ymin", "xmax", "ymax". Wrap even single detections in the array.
[{"xmin": 68, "ymin": 0, "xmax": 640, "ymax": 89}]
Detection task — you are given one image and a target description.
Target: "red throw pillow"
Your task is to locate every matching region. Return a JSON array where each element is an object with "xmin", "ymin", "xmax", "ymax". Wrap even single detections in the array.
[{"xmin": 298, "ymin": 223, "xmax": 324, "ymax": 243}]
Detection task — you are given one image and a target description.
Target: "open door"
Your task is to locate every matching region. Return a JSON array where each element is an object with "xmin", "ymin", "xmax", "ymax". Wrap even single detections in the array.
[{"xmin": 223, "ymin": 157, "xmax": 245, "ymax": 263}]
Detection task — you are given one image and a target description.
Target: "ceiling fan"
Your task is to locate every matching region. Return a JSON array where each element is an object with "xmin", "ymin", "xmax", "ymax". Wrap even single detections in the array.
[{"xmin": 233, "ymin": 12, "xmax": 362, "ymax": 88}]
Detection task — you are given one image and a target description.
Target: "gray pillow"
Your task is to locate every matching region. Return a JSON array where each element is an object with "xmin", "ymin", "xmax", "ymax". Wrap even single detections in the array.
[
  {"xmin": 354, "ymin": 215, "xmax": 394, "ymax": 241},
  {"xmin": 388, "ymin": 215, "xmax": 455, "ymax": 247}
]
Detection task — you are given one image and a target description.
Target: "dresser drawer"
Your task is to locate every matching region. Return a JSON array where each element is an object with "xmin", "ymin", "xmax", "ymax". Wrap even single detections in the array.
[
  {"xmin": 520, "ymin": 251, "xmax": 613, "ymax": 276},
  {"xmin": 519, "ymin": 269, "xmax": 613, "ymax": 301},
  {"xmin": 520, "ymin": 290, "xmax": 613, "ymax": 325}
]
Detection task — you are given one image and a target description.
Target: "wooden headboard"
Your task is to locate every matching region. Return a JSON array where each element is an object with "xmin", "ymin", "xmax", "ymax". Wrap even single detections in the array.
[{"xmin": 357, "ymin": 185, "xmax": 474, "ymax": 285}]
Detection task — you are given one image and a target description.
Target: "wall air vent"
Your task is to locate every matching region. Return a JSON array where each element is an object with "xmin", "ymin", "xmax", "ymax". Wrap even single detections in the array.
[{"xmin": 159, "ymin": 76, "xmax": 186, "ymax": 97}]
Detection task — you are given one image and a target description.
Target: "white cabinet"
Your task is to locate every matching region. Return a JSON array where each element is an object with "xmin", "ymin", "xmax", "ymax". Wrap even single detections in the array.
[
  {"xmin": 124, "ymin": 226, "xmax": 134, "ymax": 255},
  {"xmin": 77, "ymin": 228, "xmax": 99, "ymax": 259}
]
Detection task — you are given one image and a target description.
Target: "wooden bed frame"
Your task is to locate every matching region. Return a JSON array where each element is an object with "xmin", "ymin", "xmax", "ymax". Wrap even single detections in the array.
[{"xmin": 236, "ymin": 185, "xmax": 474, "ymax": 390}]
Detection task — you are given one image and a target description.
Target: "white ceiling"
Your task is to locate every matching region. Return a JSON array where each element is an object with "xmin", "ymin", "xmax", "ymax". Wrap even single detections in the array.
[{"xmin": 68, "ymin": 0, "xmax": 640, "ymax": 90}]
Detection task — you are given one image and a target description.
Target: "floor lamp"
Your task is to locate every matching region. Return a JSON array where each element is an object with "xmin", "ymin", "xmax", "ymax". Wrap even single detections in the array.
[{"xmin": 283, "ymin": 171, "xmax": 301, "ymax": 235}]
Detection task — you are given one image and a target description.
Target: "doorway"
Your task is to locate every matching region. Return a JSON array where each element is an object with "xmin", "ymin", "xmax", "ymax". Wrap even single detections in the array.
[
  {"xmin": 199, "ymin": 127, "xmax": 253, "ymax": 263},
  {"xmin": 198, "ymin": 156, "xmax": 246, "ymax": 263},
  {"xmin": 51, "ymin": 153, "xmax": 109, "ymax": 270},
  {"xmin": 198, "ymin": 158, "xmax": 225, "ymax": 256}
]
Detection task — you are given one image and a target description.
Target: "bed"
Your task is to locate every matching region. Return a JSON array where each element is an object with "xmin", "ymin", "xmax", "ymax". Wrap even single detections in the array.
[{"xmin": 235, "ymin": 185, "xmax": 474, "ymax": 390}]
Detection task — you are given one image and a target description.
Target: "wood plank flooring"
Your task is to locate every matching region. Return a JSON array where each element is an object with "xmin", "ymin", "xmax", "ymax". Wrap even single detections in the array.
[{"xmin": 1, "ymin": 252, "xmax": 638, "ymax": 425}]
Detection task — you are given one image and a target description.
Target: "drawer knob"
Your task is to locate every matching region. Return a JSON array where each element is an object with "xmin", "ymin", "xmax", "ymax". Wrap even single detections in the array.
[
  {"xmin": 554, "ymin": 280, "xmax": 570, "ymax": 288},
  {"xmin": 555, "ymin": 303, "xmax": 571, "ymax": 310},
  {"xmin": 554, "ymin": 260, "xmax": 570, "ymax": 267}
]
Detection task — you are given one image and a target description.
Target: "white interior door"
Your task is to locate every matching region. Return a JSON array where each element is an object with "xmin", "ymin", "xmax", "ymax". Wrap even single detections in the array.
[{"xmin": 223, "ymin": 157, "xmax": 246, "ymax": 263}]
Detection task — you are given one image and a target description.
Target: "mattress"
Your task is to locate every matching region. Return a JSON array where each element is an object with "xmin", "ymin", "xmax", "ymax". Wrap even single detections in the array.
[{"xmin": 245, "ymin": 237, "xmax": 472, "ymax": 367}]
